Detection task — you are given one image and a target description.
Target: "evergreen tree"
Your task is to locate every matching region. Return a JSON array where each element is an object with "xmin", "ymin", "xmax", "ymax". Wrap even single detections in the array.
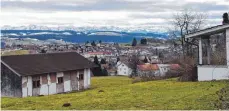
[
  {"xmin": 40, "ymin": 49, "xmax": 47, "ymax": 53},
  {"xmin": 94, "ymin": 56, "xmax": 99, "ymax": 65},
  {"xmin": 92, "ymin": 56, "xmax": 106, "ymax": 76},
  {"xmin": 117, "ymin": 57, "xmax": 120, "ymax": 63},
  {"xmin": 132, "ymin": 38, "xmax": 137, "ymax": 46},
  {"xmin": 91, "ymin": 41, "xmax": 96, "ymax": 46},
  {"xmin": 223, "ymin": 13, "xmax": 229, "ymax": 25},
  {"xmin": 143, "ymin": 56, "xmax": 148, "ymax": 63},
  {"xmin": 140, "ymin": 38, "xmax": 147, "ymax": 45},
  {"xmin": 100, "ymin": 58, "xmax": 106, "ymax": 64},
  {"xmin": 155, "ymin": 48, "xmax": 158, "ymax": 55}
]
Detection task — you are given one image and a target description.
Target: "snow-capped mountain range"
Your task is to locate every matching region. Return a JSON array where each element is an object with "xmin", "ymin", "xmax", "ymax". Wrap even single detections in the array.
[
  {"xmin": 1, "ymin": 25, "xmax": 169, "ymax": 43},
  {"xmin": 1, "ymin": 25, "xmax": 167, "ymax": 33}
]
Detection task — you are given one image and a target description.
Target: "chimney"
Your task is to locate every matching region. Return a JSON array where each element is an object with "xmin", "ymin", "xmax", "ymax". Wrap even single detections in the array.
[{"xmin": 222, "ymin": 12, "xmax": 229, "ymax": 25}]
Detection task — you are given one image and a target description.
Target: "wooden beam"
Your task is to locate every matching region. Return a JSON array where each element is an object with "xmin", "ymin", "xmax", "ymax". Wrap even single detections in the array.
[
  {"xmin": 207, "ymin": 37, "xmax": 211, "ymax": 65},
  {"xmin": 226, "ymin": 29, "xmax": 229, "ymax": 66},
  {"xmin": 199, "ymin": 38, "xmax": 203, "ymax": 65},
  {"xmin": 185, "ymin": 24, "xmax": 229, "ymax": 38}
]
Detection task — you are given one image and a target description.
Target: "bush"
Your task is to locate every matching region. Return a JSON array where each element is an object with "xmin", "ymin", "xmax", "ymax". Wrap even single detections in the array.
[
  {"xmin": 215, "ymin": 83, "xmax": 229, "ymax": 110},
  {"xmin": 171, "ymin": 57, "xmax": 198, "ymax": 81},
  {"xmin": 165, "ymin": 69, "xmax": 181, "ymax": 78}
]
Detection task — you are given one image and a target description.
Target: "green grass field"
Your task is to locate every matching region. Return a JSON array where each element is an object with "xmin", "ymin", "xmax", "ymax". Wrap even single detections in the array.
[
  {"xmin": 1, "ymin": 50, "xmax": 29, "ymax": 56},
  {"xmin": 1, "ymin": 76, "xmax": 227, "ymax": 110}
]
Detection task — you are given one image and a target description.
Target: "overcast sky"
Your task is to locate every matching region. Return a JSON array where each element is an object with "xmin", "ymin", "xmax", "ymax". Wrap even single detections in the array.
[{"xmin": 1, "ymin": 0, "xmax": 229, "ymax": 28}]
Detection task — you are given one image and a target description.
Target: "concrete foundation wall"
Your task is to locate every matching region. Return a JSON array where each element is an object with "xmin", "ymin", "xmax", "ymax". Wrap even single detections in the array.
[{"xmin": 198, "ymin": 65, "xmax": 229, "ymax": 81}]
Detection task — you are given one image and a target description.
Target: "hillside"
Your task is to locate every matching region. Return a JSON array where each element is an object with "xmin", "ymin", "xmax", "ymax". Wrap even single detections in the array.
[{"xmin": 1, "ymin": 76, "xmax": 227, "ymax": 110}]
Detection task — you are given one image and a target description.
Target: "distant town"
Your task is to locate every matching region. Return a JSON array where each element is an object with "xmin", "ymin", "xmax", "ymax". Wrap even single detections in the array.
[
  {"xmin": 1, "ymin": 35, "xmax": 181, "ymax": 77},
  {"xmin": 1, "ymin": 0, "xmax": 229, "ymax": 109}
]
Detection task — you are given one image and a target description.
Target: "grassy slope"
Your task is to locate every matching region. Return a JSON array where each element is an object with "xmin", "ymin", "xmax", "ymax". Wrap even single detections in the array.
[
  {"xmin": 2, "ymin": 50, "xmax": 29, "ymax": 56},
  {"xmin": 1, "ymin": 76, "xmax": 227, "ymax": 110}
]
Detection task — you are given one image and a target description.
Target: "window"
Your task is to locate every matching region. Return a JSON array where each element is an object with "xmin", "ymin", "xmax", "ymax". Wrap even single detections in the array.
[
  {"xmin": 32, "ymin": 80, "xmax": 40, "ymax": 88},
  {"xmin": 79, "ymin": 74, "xmax": 84, "ymax": 80},
  {"xmin": 58, "ymin": 77, "xmax": 63, "ymax": 84}
]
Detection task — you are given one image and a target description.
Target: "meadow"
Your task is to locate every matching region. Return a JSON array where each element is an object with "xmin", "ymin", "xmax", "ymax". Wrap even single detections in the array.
[{"xmin": 1, "ymin": 76, "xmax": 227, "ymax": 110}]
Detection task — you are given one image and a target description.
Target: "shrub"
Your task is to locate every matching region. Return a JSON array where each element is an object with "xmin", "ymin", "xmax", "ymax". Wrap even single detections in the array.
[
  {"xmin": 215, "ymin": 83, "xmax": 229, "ymax": 109},
  {"xmin": 165, "ymin": 69, "xmax": 181, "ymax": 78},
  {"xmin": 171, "ymin": 57, "xmax": 198, "ymax": 81}
]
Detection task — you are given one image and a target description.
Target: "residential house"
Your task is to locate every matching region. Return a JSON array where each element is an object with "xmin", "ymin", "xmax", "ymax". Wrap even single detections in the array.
[
  {"xmin": 137, "ymin": 63, "xmax": 160, "ymax": 77},
  {"xmin": 137, "ymin": 63, "xmax": 180, "ymax": 77},
  {"xmin": 116, "ymin": 61, "xmax": 132, "ymax": 76},
  {"xmin": 1, "ymin": 52, "xmax": 96, "ymax": 97},
  {"xmin": 157, "ymin": 64, "xmax": 180, "ymax": 76}
]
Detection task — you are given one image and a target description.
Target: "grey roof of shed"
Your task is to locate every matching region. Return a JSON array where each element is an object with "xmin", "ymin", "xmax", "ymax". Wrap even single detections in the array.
[
  {"xmin": 185, "ymin": 24, "xmax": 229, "ymax": 38},
  {"xmin": 1, "ymin": 52, "xmax": 97, "ymax": 76}
]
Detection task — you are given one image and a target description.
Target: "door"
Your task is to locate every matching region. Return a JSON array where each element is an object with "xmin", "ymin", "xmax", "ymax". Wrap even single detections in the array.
[
  {"xmin": 78, "ymin": 70, "xmax": 84, "ymax": 90},
  {"xmin": 32, "ymin": 76, "xmax": 40, "ymax": 96},
  {"xmin": 64, "ymin": 72, "xmax": 71, "ymax": 92},
  {"xmin": 70, "ymin": 71, "xmax": 78, "ymax": 91},
  {"xmin": 56, "ymin": 76, "xmax": 64, "ymax": 93}
]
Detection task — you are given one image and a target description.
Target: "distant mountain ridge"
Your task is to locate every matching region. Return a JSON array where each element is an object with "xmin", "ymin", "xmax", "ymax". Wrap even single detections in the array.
[
  {"xmin": 1, "ymin": 25, "xmax": 167, "ymax": 33},
  {"xmin": 1, "ymin": 26, "xmax": 169, "ymax": 43}
]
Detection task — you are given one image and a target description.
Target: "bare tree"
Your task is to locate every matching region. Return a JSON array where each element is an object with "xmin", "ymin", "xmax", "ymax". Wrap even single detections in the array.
[
  {"xmin": 129, "ymin": 53, "xmax": 140, "ymax": 78},
  {"xmin": 169, "ymin": 9, "xmax": 207, "ymax": 57}
]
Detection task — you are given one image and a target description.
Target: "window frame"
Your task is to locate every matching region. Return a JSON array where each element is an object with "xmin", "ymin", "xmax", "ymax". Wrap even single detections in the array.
[
  {"xmin": 32, "ymin": 80, "xmax": 40, "ymax": 88},
  {"xmin": 79, "ymin": 74, "xmax": 84, "ymax": 80},
  {"xmin": 57, "ymin": 77, "xmax": 64, "ymax": 84}
]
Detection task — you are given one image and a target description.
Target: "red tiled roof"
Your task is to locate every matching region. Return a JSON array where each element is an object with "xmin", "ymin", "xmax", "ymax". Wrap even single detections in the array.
[{"xmin": 137, "ymin": 64, "xmax": 159, "ymax": 71}]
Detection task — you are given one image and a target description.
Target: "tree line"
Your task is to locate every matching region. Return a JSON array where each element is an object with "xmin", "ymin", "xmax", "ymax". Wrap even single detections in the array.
[{"xmin": 92, "ymin": 56, "xmax": 108, "ymax": 76}]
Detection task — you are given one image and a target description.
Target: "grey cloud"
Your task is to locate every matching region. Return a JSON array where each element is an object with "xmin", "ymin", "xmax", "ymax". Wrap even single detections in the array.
[{"xmin": 2, "ymin": 0, "xmax": 228, "ymax": 13}]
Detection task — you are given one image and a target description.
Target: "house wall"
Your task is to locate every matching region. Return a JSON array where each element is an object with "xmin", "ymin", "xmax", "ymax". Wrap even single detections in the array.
[
  {"xmin": 1, "ymin": 63, "xmax": 22, "ymax": 97},
  {"xmin": 22, "ymin": 69, "xmax": 91, "ymax": 97},
  {"xmin": 84, "ymin": 68, "xmax": 91, "ymax": 89},
  {"xmin": 137, "ymin": 70, "xmax": 160, "ymax": 77},
  {"xmin": 117, "ymin": 62, "xmax": 132, "ymax": 76},
  {"xmin": 157, "ymin": 64, "xmax": 170, "ymax": 76},
  {"xmin": 198, "ymin": 65, "xmax": 229, "ymax": 81}
]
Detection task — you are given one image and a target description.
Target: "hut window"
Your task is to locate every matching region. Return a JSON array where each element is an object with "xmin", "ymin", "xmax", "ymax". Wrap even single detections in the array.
[
  {"xmin": 33, "ymin": 80, "xmax": 40, "ymax": 88},
  {"xmin": 57, "ymin": 77, "xmax": 63, "ymax": 84},
  {"xmin": 79, "ymin": 74, "xmax": 84, "ymax": 80}
]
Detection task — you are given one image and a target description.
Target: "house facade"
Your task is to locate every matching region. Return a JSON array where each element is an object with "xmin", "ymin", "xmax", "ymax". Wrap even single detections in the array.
[
  {"xmin": 137, "ymin": 64, "xmax": 180, "ymax": 77},
  {"xmin": 137, "ymin": 64, "xmax": 160, "ymax": 77},
  {"xmin": 1, "ymin": 52, "xmax": 96, "ymax": 97},
  {"xmin": 116, "ymin": 61, "xmax": 132, "ymax": 76}
]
